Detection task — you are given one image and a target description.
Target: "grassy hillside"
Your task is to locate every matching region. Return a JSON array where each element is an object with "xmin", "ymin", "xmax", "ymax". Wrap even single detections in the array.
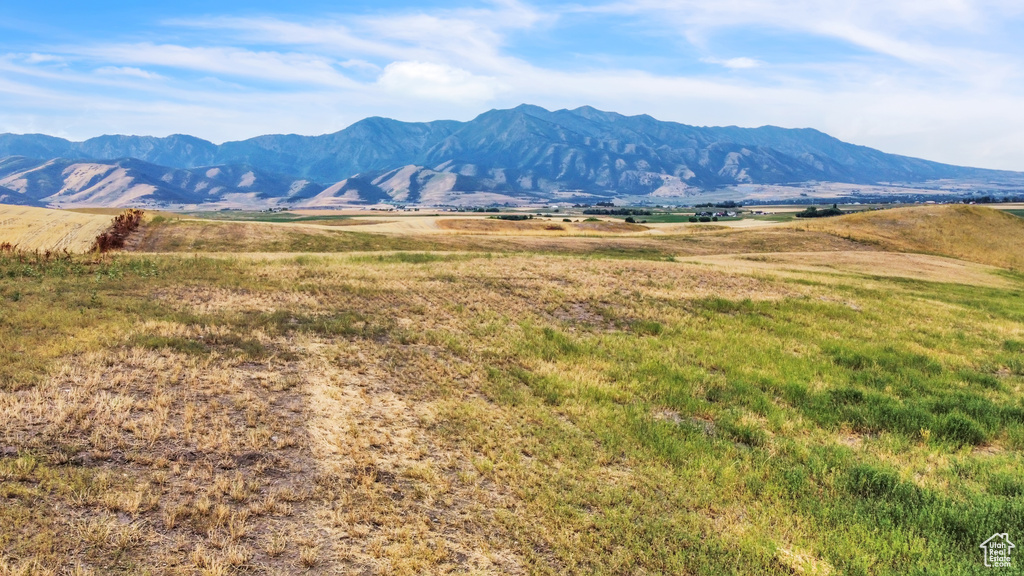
[
  {"xmin": 1, "ymin": 210, "xmax": 1022, "ymax": 574},
  {"xmin": 796, "ymin": 205, "xmax": 1024, "ymax": 269}
]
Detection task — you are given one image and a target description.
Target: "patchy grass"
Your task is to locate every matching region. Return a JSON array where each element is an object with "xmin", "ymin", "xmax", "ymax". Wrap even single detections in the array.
[{"xmin": 2, "ymin": 216, "xmax": 1023, "ymax": 573}]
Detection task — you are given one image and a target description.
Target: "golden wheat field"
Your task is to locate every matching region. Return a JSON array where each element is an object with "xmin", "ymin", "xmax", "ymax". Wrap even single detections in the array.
[{"xmin": 0, "ymin": 205, "xmax": 114, "ymax": 253}]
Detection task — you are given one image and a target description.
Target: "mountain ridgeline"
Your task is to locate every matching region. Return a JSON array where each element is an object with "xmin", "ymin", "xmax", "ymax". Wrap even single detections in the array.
[{"xmin": 0, "ymin": 105, "xmax": 1016, "ymax": 208}]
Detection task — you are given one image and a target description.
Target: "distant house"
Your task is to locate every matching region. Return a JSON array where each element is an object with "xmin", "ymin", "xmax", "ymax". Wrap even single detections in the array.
[{"xmin": 980, "ymin": 533, "xmax": 1015, "ymax": 568}]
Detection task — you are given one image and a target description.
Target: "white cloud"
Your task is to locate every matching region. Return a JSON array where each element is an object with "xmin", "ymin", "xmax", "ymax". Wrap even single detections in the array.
[
  {"xmin": 702, "ymin": 57, "xmax": 761, "ymax": 69},
  {"xmin": 377, "ymin": 61, "xmax": 498, "ymax": 103}
]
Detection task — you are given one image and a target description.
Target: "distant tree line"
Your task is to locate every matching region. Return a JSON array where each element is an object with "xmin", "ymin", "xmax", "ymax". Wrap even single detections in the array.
[
  {"xmin": 694, "ymin": 201, "xmax": 743, "ymax": 208},
  {"xmin": 969, "ymin": 195, "xmax": 1024, "ymax": 204},
  {"xmin": 582, "ymin": 208, "xmax": 653, "ymax": 216},
  {"xmin": 794, "ymin": 204, "xmax": 844, "ymax": 218}
]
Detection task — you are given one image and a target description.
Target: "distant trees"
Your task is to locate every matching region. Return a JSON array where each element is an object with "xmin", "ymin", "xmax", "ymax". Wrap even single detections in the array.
[
  {"xmin": 695, "ymin": 201, "xmax": 743, "ymax": 208},
  {"xmin": 795, "ymin": 204, "xmax": 844, "ymax": 218},
  {"xmin": 583, "ymin": 208, "xmax": 652, "ymax": 216}
]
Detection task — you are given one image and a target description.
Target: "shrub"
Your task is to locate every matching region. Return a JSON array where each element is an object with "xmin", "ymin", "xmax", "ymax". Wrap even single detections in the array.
[
  {"xmin": 562, "ymin": 218, "xmax": 572, "ymax": 222},
  {"xmin": 712, "ymin": 216, "xmax": 718, "ymax": 222},
  {"xmin": 699, "ymin": 216, "xmax": 711, "ymax": 223},
  {"xmin": 688, "ymin": 216, "xmax": 699, "ymax": 223},
  {"xmin": 625, "ymin": 216, "xmax": 636, "ymax": 223},
  {"xmin": 92, "ymin": 209, "xmax": 145, "ymax": 252}
]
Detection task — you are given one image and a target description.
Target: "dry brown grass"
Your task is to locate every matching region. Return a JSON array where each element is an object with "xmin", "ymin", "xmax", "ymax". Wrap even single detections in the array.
[
  {"xmin": 679, "ymin": 250, "xmax": 1014, "ymax": 288},
  {"xmin": 794, "ymin": 204, "xmax": 1024, "ymax": 269},
  {"xmin": 132, "ymin": 216, "xmax": 878, "ymax": 259},
  {"xmin": 436, "ymin": 218, "xmax": 648, "ymax": 235},
  {"xmin": 0, "ymin": 204, "xmax": 113, "ymax": 253},
  {"xmin": 299, "ymin": 219, "xmax": 395, "ymax": 227}
]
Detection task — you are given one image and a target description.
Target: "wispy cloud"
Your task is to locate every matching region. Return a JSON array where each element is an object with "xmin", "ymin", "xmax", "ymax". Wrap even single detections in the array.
[{"xmin": 74, "ymin": 44, "xmax": 360, "ymax": 88}]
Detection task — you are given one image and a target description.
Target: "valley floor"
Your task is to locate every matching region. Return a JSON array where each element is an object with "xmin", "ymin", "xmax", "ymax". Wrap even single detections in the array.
[{"xmin": 1, "ymin": 205, "xmax": 1023, "ymax": 574}]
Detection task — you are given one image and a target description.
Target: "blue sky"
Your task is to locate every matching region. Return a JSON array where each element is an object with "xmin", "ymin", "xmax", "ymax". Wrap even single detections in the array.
[{"xmin": 1, "ymin": 0, "xmax": 1023, "ymax": 169}]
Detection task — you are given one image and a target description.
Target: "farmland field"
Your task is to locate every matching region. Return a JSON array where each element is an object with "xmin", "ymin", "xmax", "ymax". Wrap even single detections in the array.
[
  {"xmin": 0, "ymin": 205, "xmax": 113, "ymax": 253},
  {"xmin": 1, "ymin": 203, "xmax": 1023, "ymax": 574}
]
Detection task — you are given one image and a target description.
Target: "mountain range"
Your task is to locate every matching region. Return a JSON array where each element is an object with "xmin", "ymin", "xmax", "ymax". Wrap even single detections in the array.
[{"xmin": 0, "ymin": 104, "xmax": 1020, "ymax": 208}]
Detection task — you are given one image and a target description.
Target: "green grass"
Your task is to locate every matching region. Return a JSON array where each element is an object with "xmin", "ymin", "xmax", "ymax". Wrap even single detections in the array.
[{"xmin": 454, "ymin": 273, "xmax": 1024, "ymax": 574}]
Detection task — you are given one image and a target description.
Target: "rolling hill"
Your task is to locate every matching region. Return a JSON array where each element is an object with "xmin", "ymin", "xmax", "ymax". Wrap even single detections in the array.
[
  {"xmin": 1, "ymin": 105, "xmax": 1021, "ymax": 208},
  {"xmin": 795, "ymin": 204, "xmax": 1024, "ymax": 270}
]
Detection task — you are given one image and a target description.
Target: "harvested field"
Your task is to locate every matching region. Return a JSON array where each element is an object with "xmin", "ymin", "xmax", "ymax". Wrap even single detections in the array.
[
  {"xmin": 132, "ymin": 216, "xmax": 879, "ymax": 259},
  {"xmin": 0, "ymin": 204, "xmax": 113, "ymax": 253}
]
